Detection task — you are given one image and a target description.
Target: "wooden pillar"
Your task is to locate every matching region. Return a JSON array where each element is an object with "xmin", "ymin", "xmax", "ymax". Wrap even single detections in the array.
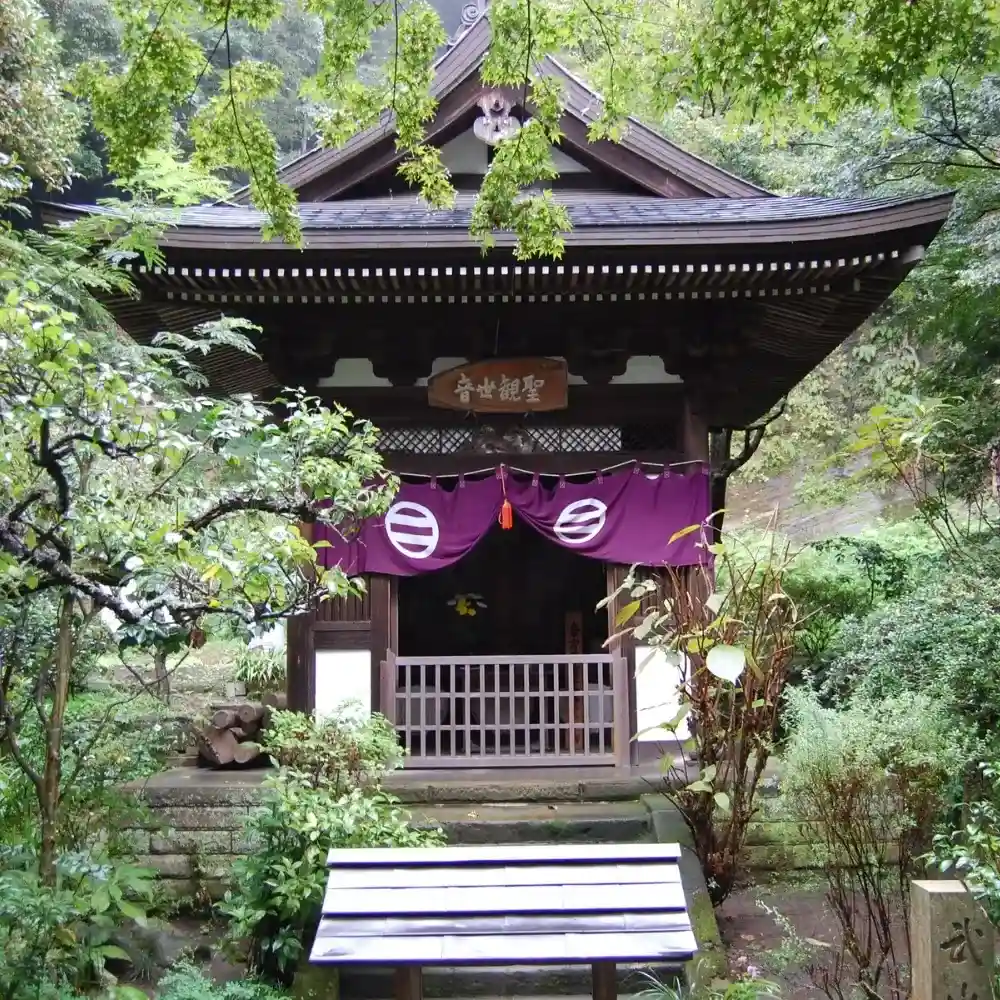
[
  {"xmin": 393, "ymin": 966, "xmax": 423, "ymax": 1000},
  {"xmin": 369, "ymin": 574, "xmax": 396, "ymax": 715},
  {"xmin": 681, "ymin": 395, "xmax": 709, "ymax": 464},
  {"xmin": 605, "ymin": 563, "xmax": 636, "ymax": 768},
  {"xmin": 286, "ymin": 611, "xmax": 316, "ymax": 713},
  {"xmin": 592, "ymin": 962, "xmax": 617, "ymax": 1000}
]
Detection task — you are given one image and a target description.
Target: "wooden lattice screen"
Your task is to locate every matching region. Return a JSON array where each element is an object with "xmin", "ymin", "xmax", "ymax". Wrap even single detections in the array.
[{"xmin": 381, "ymin": 654, "xmax": 629, "ymax": 768}]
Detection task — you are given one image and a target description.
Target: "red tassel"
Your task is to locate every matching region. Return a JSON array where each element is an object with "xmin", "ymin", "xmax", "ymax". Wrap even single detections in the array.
[{"xmin": 499, "ymin": 498, "xmax": 513, "ymax": 530}]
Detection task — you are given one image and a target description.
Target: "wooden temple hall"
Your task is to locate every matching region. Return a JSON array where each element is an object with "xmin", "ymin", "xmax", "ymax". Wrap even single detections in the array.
[{"xmin": 43, "ymin": 11, "xmax": 952, "ymax": 771}]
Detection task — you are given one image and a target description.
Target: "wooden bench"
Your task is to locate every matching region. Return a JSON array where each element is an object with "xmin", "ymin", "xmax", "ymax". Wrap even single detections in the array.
[{"xmin": 310, "ymin": 842, "xmax": 697, "ymax": 1000}]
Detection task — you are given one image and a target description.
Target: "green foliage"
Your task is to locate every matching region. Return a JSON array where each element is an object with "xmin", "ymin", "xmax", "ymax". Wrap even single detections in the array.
[
  {"xmin": 120, "ymin": 147, "xmax": 231, "ymax": 207},
  {"xmin": 612, "ymin": 532, "xmax": 798, "ymax": 905},
  {"xmin": 13, "ymin": 0, "xmax": 1000, "ymax": 261},
  {"xmin": 221, "ymin": 708, "xmax": 435, "ymax": 982},
  {"xmin": 0, "ymin": 691, "xmax": 176, "ymax": 852},
  {"xmin": 0, "ymin": 0, "xmax": 82, "ymax": 186},
  {"xmin": 782, "ymin": 534, "xmax": 909, "ymax": 665},
  {"xmin": 0, "ymin": 204, "xmax": 394, "ymax": 887},
  {"xmin": 0, "ymin": 242, "xmax": 392, "ymax": 643},
  {"xmin": 233, "ymin": 646, "xmax": 285, "ymax": 694},
  {"xmin": 734, "ymin": 359, "xmax": 854, "ymax": 485},
  {"xmin": 634, "ymin": 968, "xmax": 781, "ymax": 1000},
  {"xmin": 818, "ymin": 575, "xmax": 1000, "ymax": 746},
  {"xmin": 932, "ymin": 761, "xmax": 1000, "ymax": 926},
  {"xmin": 190, "ymin": 59, "xmax": 301, "ymax": 244},
  {"xmin": 783, "ymin": 688, "xmax": 971, "ymax": 845},
  {"xmin": 782, "ymin": 687, "xmax": 974, "ymax": 996},
  {"xmin": 56, "ymin": 0, "xmax": 995, "ymax": 257},
  {"xmin": 0, "ymin": 589, "xmax": 114, "ymax": 697},
  {"xmin": 664, "ymin": 0, "xmax": 996, "ymax": 124},
  {"xmin": 470, "ymin": 116, "xmax": 572, "ymax": 260},
  {"xmin": 156, "ymin": 961, "xmax": 288, "ymax": 1000},
  {"xmin": 0, "ymin": 848, "xmax": 156, "ymax": 1000},
  {"xmin": 224, "ymin": 774, "xmax": 443, "ymax": 980},
  {"xmin": 262, "ymin": 707, "xmax": 403, "ymax": 792}
]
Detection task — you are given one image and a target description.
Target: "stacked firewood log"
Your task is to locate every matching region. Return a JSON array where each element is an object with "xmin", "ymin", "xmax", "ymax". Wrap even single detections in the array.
[{"xmin": 196, "ymin": 692, "xmax": 287, "ymax": 768}]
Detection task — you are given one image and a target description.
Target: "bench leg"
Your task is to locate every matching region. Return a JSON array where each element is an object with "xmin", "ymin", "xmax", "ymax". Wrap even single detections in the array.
[
  {"xmin": 592, "ymin": 961, "xmax": 617, "ymax": 1000},
  {"xmin": 394, "ymin": 966, "xmax": 423, "ymax": 1000}
]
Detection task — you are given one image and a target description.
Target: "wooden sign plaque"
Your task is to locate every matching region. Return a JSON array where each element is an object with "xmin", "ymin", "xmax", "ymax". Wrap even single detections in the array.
[{"xmin": 427, "ymin": 357, "xmax": 568, "ymax": 413}]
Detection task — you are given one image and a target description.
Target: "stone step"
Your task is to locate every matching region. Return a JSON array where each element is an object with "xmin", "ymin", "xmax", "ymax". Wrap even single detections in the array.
[
  {"xmin": 412, "ymin": 801, "xmax": 652, "ymax": 845},
  {"xmin": 339, "ymin": 964, "xmax": 682, "ymax": 999},
  {"xmin": 384, "ymin": 771, "xmax": 653, "ymax": 805}
]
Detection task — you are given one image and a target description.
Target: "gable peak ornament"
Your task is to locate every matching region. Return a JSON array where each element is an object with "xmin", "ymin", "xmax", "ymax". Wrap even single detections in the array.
[
  {"xmin": 461, "ymin": 0, "xmax": 486, "ymax": 27},
  {"xmin": 474, "ymin": 91, "xmax": 521, "ymax": 145}
]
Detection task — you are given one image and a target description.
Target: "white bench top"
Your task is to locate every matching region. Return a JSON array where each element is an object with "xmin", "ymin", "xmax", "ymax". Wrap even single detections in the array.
[{"xmin": 311, "ymin": 842, "xmax": 696, "ymax": 967}]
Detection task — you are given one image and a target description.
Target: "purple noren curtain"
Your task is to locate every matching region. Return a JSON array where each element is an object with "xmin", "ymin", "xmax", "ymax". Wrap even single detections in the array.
[{"xmin": 314, "ymin": 465, "xmax": 710, "ymax": 577}]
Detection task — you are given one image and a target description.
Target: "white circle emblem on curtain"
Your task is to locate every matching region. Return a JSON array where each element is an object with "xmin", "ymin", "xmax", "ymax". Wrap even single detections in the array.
[
  {"xmin": 385, "ymin": 501, "xmax": 440, "ymax": 560},
  {"xmin": 553, "ymin": 498, "xmax": 608, "ymax": 545}
]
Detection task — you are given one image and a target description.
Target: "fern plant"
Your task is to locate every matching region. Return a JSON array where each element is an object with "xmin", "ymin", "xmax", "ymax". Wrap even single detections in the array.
[
  {"xmin": 232, "ymin": 647, "xmax": 285, "ymax": 695},
  {"xmin": 156, "ymin": 962, "xmax": 287, "ymax": 1000}
]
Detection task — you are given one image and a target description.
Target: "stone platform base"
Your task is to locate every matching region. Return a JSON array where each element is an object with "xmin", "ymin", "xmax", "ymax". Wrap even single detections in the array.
[
  {"xmin": 122, "ymin": 767, "xmax": 661, "ymax": 900},
  {"xmin": 122, "ymin": 764, "xmax": 796, "ymax": 903}
]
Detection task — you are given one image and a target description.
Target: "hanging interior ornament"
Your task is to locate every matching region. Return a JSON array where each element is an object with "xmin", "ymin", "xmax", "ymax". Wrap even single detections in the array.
[{"xmin": 447, "ymin": 593, "xmax": 487, "ymax": 617}]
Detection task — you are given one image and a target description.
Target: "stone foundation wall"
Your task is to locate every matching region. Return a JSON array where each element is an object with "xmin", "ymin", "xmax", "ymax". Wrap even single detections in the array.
[
  {"xmin": 124, "ymin": 770, "xmax": 266, "ymax": 900},
  {"xmin": 125, "ymin": 768, "xmax": 849, "ymax": 901}
]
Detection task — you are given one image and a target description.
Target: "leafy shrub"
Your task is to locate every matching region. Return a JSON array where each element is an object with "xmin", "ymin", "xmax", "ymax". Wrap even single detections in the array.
[
  {"xmin": 221, "ymin": 772, "xmax": 444, "ymax": 981},
  {"xmin": 616, "ymin": 532, "xmax": 797, "ymax": 906},
  {"xmin": 223, "ymin": 707, "xmax": 436, "ymax": 982},
  {"xmin": 634, "ymin": 968, "xmax": 781, "ymax": 1000},
  {"xmin": 783, "ymin": 536, "xmax": 908, "ymax": 667},
  {"xmin": 156, "ymin": 961, "xmax": 287, "ymax": 1000},
  {"xmin": 817, "ymin": 575, "xmax": 1000, "ymax": 745},
  {"xmin": 0, "ymin": 848, "xmax": 156, "ymax": 1000},
  {"xmin": 932, "ymin": 761, "xmax": 1000, "ymax": 926},
  {"xmin": 233, "ymin": 647, "xmax": 285, "ymax": 694},
  {"xmin": 262, "ymin": 707, "xmax": 403, "ymax": 792},
  {"xmin": 0, "ymin": 593, "xmax": 115, "ymax": 696},
  {"xmin": 782, "ymin": 689, "xmax": 974, "ymax": 999},
  {"xmin": 0, "ymin": 693, "xmax": 176, "ymax": 853}
]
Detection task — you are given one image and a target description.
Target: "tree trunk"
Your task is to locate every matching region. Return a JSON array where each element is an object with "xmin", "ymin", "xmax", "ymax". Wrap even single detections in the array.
[
  {"xmin": 153, "ymin": 648, "xmax": 170, "ymax": 704},
  {"xmin": 709, "ymin": 429, "xmax": 733, "ymax": 541},
  {"xmin": 38, "ymin": 592, "xmax": 74, "ymax": 886}
]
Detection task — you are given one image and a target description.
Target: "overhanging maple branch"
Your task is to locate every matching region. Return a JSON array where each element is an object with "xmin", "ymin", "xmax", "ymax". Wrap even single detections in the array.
[
  {"xmin": 0, "ymin": 513, "xmax": 323, "ymax": 629},
  {"xmin": 718, "ymin": 399, "xmax": 788, "ymax": 479},
  {"xmin": 708, "ymin": 399, "xmax": 788, "ymax": 539}
]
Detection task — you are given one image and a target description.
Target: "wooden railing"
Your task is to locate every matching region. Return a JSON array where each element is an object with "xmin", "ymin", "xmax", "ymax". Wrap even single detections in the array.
[{"xmin": 379, "ymin": 654, "xmax": 629, "ymax": 768}]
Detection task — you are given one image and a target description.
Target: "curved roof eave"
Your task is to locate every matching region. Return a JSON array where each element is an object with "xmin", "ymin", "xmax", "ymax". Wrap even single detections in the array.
[{"xmin": 42, "ymin": 190, "xmax": 954, "ymax": 254}]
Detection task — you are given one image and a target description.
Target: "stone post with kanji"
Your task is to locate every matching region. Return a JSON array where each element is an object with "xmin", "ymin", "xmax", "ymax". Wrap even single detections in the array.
[{"xmin": 911, "ymin": 881, "xmax": 994, "ymax": 1000}]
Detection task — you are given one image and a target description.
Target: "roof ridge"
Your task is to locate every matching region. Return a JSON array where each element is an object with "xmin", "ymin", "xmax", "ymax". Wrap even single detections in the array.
[{"xmin": 541, "ymin": 54, "xmax": 772, "ymax": 198}]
